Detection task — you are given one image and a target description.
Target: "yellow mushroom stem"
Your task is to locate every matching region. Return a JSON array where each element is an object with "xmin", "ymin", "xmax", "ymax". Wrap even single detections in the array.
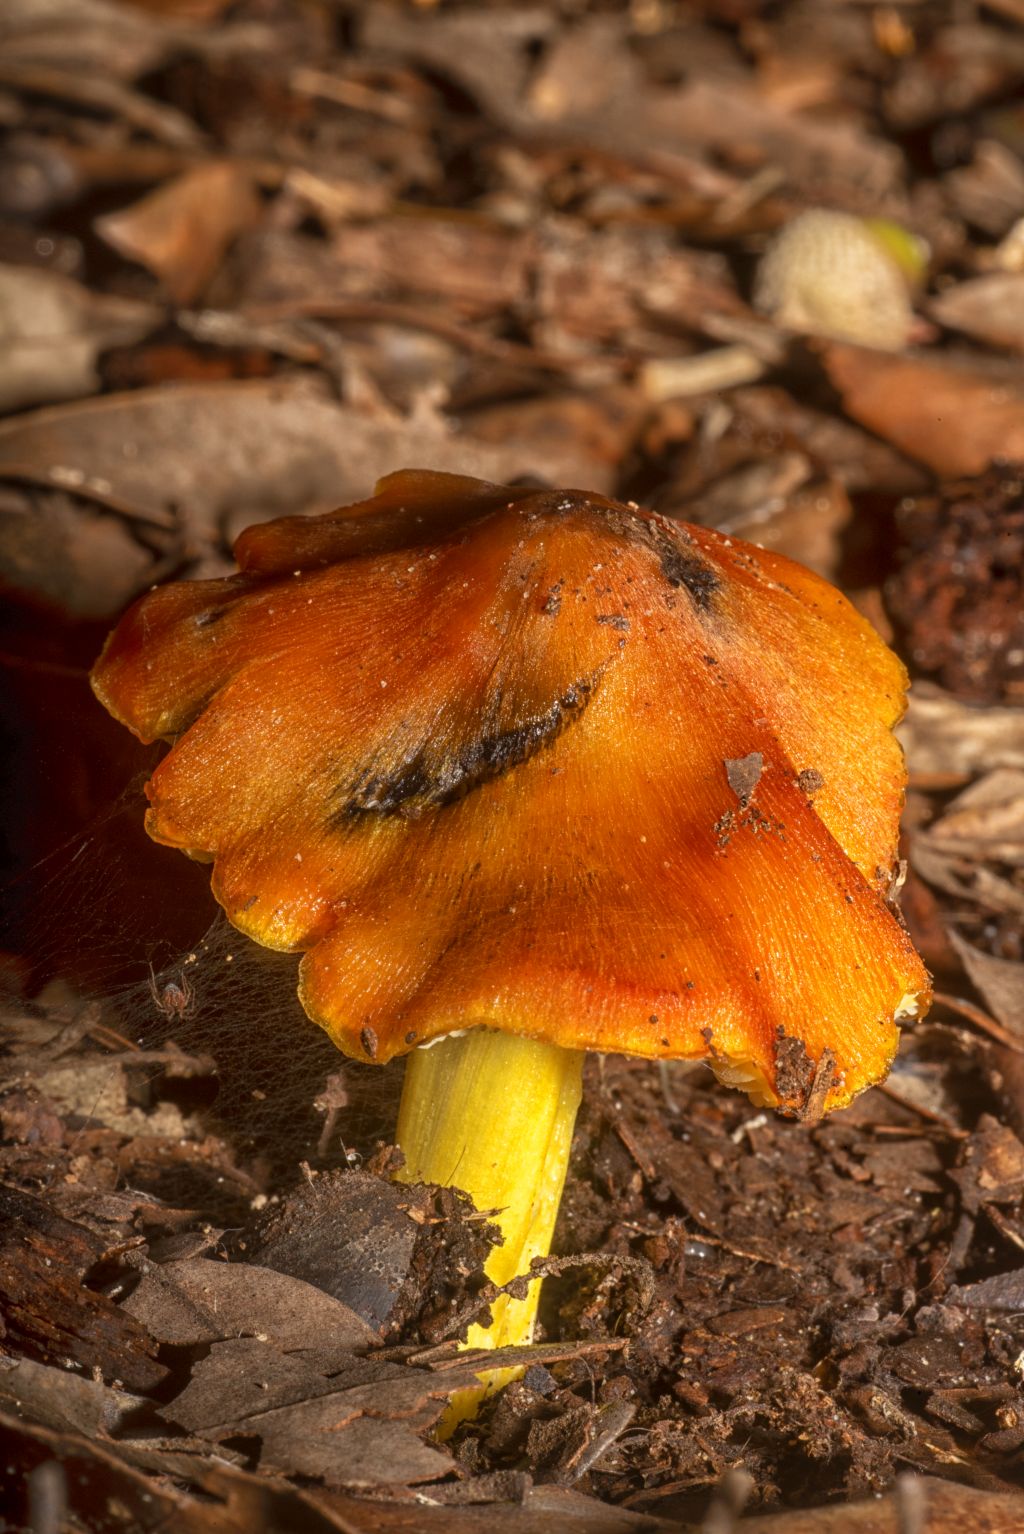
[{"xmin": 395, "ymin": 1029, "xmax": 584, "ymax": 1415}]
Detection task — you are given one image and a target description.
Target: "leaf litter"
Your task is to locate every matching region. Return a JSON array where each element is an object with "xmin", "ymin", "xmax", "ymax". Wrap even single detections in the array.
[{"xmin": 2, "ymin": 1, "xmax": 1024, "ymax": 1530}]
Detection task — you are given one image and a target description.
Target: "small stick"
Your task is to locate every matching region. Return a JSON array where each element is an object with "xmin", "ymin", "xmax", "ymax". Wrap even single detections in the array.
[{"xmin": 933, "ymin": 990, "xmax": 1024, "ymax": 1054}]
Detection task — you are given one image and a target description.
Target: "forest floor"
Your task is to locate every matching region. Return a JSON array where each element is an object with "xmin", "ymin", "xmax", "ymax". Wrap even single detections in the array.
[{"xmin": 2, "ymin": 2, "xmax": 1024, "ymax": 1530}]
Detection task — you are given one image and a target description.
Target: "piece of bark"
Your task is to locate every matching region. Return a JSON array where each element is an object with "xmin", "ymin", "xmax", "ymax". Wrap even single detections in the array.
[
  {"xmin": 749, "ymin": 1474, "xmax": 1024, "ymax": 1531},
  {"xmin": 948, "ymin": 1267, "xmax": 1024, "ymax": 1312},
  {"xmin": 0, "ymin": 1185, "xmax": 166, "ymax": 1392},
  {"xmin": 0, "ymin": 1409, "xmax": 344, "ymax": 1534}
]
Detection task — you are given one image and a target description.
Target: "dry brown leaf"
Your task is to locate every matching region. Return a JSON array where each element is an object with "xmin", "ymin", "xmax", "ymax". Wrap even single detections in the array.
[
  {"xmin": 0, "ymin": 264, "xmax": 160, "ymax": 412},
  {"xmin": 0, "ymin": 0, "xmax": 182, "ymax": 80},
  {"xmin": 911, "ymin": 838, "xmax": 1024, "ymax": 918},
  {"xmin": 898, "ymin": 684, "xmax": 1024, "ymax": 780},
  {"xmin": 335, "ymin": 216, "xmax": 534, "ymax": 317},
  {"xmin": 885, "ymin": 24, "xmax": 1024, "ymax": 135},
  {"xmin": 912, "ymin": 767, "xmax": 1024, "ymax": 921},
  {"xmin": 0, "ymin": 1407, "xmax": 682, "ymax": 1533},
  {"xmin": 237, "ymin": 1170, "xmax": 433, "ymax": 1337},
  {"xmin": 0, "ymin": 1356, "xmax": 144, "ymax": 1438},
  {"xmin": 465, "ymin": 391, "xmax": 642, "ymax": 480},
  {"xmin": 160, "ymin": 1336, "xmax": 627, "ymax": 1490},
  {"xmin": 123, "ymin": 1257, "xmax": 377, "ymax": 1358},
  {"xmin": 930, "ymin": 273, "xmax": 1024, "ymax": 354},
  {"xmin": 96, "ymin": 162, "xmax": 262, "ymax": 305},
  {"xmin": 361, "ymin": 4, "xmax": 553, "ymax": 130},
  {"xmin": 0, "ymin": 478, "xmax": 160, "ymax": 617},
  {"xmin": 117, "ymin": 0, "xmax": 233, "ymax": 19},
  {"xmin": 366, "ymin": 6, "xmax": 889, "ymax": 207},
  {"xmin": 946, "ymin": 139, "xmax": 1024, "ymax": 238},
  {"xmin": 518, "ymin": 16, "xmax": 896, "ymax": 199},
  {"xmin": 927, "ymin": 768, "xmax": 1024, "ymax": 866},
  {"xmin": 712, "ymin": 473, "xmax": 852, "ymax": 581},
  {"xmin": 949, "ymin": 929, "xmax": 1024, "ymax": 1038},
  {"xmin": 0, "ymin": 60, "xmax": 204, "ymax": 149},
  {"xmin": 164, "ymin": 1337, "xmax": 454, "ymax": 1487},
  {"xmin": 0, "ymin": 377, "xmax": 612, "ymax": 557},
  {"xmin": 600, "ymin": 78, "xmax": 899, "ymax": 202},
  {"xmin": 529, "ymin": 15, "xmax": 643, "ymax": 125},
  {"xmin": 823, "ymin": 343, "xmax": 1024, "ymax": 477},
  {"xmin": 731, "ymin": 385, "xmax": 926, "ymax": 494}
]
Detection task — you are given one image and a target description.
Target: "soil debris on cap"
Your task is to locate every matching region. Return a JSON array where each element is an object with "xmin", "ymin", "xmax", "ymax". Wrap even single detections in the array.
[
  {"xmin": 725, "ymin": 751, "xmax": 764, "ymax": 808},
  {"xmin": 797, "ymin": 767, "xmax": 825, "ymax": 797}
]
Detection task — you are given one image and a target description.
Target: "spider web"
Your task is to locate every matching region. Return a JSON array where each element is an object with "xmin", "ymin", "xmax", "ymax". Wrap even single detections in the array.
[{"xmin": 1, "ymin": 774, "xmax": 399, "ymax": 1190}]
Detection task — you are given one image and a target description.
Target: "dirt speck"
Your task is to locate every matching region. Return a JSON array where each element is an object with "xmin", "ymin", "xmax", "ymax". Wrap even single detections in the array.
[
  {"xmin": 797, "ymin": 767, "xmax": 825, "ymax": 797},
  {"xmin": 725, "ymin": 752, "xmax": 763, "ymax": 808}
]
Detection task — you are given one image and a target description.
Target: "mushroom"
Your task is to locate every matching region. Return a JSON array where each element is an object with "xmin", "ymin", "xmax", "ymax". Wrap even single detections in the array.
[{"xmin": 91, "ymin": 469, "xmax": 930, "ymax": 1362}]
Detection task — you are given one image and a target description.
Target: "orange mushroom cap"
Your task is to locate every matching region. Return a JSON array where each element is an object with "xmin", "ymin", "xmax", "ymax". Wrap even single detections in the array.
[{"xmin": 92, "ymin": 470, "xmax": 929, "ymax": 1117}]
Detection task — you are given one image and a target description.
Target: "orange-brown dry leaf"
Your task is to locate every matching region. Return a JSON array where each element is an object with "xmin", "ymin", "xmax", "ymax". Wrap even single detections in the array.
[
  {"xmin": 95, "ymin": 161, "xmax": 261, "ymax": 306},
  {"xmin": 823, "ymin": 342, "xmax": 1024, "ymax": 478},
  {"xmin": 92, "ymin": 470, "xmax": 929, "ymax": 1116}
]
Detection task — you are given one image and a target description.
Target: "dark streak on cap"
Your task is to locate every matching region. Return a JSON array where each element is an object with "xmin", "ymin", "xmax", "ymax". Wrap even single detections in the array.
[{"xmin": 332, "ymin": 673, "xmax": 599, "ymax": 826}]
